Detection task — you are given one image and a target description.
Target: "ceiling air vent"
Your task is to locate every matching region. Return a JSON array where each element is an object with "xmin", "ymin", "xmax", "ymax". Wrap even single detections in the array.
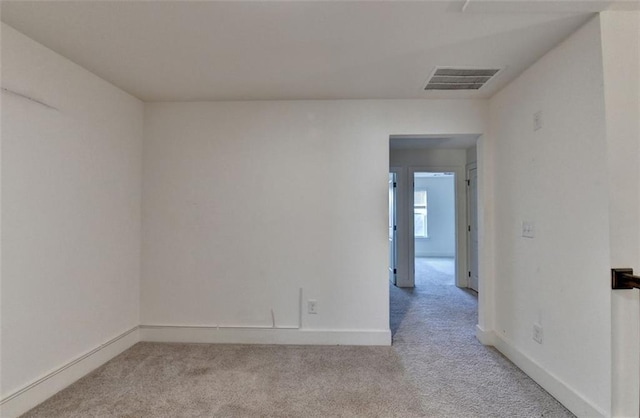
[{"xmin": 425, "ymin": 67, "xmax": 501, "ymax": 91}]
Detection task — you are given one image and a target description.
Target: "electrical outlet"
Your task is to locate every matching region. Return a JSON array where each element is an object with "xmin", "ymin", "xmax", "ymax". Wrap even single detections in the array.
[
  {"xmin": 534, "ymin": 111, "xmax": 543, "ymax": 131},
  {"xmin": 533, "ymin": 324, "xmax": 543, "ymax": 344},
  {"xmin": 307, "ymin": 300, "xmax": 318, "ymax": 314},
  {"xmin": 522, "ymin": 221, "xmax": 535, "ymax": 238}
]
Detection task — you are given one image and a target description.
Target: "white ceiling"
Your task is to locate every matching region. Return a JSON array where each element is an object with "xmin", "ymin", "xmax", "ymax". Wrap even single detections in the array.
[{"xmin": 1, "ymin": 1, "xmax": 620, "ymax": 102}]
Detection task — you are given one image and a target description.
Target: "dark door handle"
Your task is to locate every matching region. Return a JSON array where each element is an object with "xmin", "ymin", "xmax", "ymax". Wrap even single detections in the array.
[{"xmin": 612, "ymin": 268, "xmax": 640, "ymax": 290}]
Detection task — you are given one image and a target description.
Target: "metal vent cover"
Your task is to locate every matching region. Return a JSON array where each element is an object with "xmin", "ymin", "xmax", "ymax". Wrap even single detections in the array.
[{"xmin": 425, "ymin": 67, "xmax": 501, "ymax": 91}]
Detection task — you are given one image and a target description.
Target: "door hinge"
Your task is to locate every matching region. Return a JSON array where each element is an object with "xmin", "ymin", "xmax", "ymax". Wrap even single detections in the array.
[
  {"xmin": 393, "ymin": 182, "xmax": 397, "ymax": 188},
  {"xmin": 468, "ymin": 225, "xmax": 471, "ymax": 232},
  {"xmin": 466, "ymin": 179, "xmax": 470, "ymax": 186},
  {"xmin": 468, "ymin": 271, "xmax": 471, "ymax": 277},
  {"xmin": 394, "ymin": 225, "xmax": 397, "ymax": 231},
  {"xmin": 393, "ymin": 268, "xmax": 397, "ymax": 274}
]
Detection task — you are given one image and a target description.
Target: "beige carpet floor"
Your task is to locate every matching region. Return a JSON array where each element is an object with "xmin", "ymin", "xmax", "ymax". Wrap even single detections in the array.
[
  {"xmin": 391, "ymin": 258, "xmax": 574, "ymax": 417},
  {"xmin": 21, "ymin": 257, "xmax": 574, "ymax": 417},
  {"xmin": 21, "ymin": 343, "xmax": 424, "ymax": 417}
]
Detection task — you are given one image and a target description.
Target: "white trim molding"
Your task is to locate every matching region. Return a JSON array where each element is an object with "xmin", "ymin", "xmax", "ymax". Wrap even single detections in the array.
[
  {"xmin": 475, "ymin": 324, "xmax": 495, "ymax": 346},
  {"xmin": 140, "ymin": 325, "xmax": 391, "ymax": 346},
  {"xmin": 491, "ymin": 332, "xmax": 607, "ymax": 418},
  {"xmin": 0, "ymin": 327, "xmax": 140, "ymax": 418}
]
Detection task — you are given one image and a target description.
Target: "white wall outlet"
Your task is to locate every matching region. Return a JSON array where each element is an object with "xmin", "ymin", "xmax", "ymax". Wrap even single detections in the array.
[
  {"xmin": 533, "ymin": 323, "xmax": 544, "ymax": 344},
  {"xmin": 533, "ymin": 111, "xmax": 543, "ymax": 131},
  {"xmin": 307, "ymin": 299, "xmax": 318, "ymax": 314},
  {"xmin": 522, "ymin": 221, "xmax": 535, "ymax": 238}
]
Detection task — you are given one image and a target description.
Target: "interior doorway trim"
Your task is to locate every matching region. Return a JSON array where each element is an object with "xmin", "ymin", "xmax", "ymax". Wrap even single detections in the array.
[
  {"xmin": 466, "ymin": 162, "xmax": 478, "ymax": 292},
  {"xmin": 389, "ymin": 167, "xmax": 410, "ymax": 287}
]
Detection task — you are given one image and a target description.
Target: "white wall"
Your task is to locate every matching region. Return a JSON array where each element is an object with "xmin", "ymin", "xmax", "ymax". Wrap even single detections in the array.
[
  {"xmin": 488, "ymin": 16, "xmax": 612, "ymax": 416},
  {"xmin": 414, "ymin": 176, "xmax": 455, "ymax": 257},
  {"xmin": 1, "ymin": 22, "xmax": 143, "ymax": 412},
  {"xmin": 142, "ymin": 100, "xmax": 487, "ymax": 341},
  {"xmin": 390, "ymin": 148, "xmax": 467, "ymax": 168},
  {"xmin": 600, "ymin": 10, "xmax": 640, "ymax": 417},
  {"xmin": 466, "ymin": 145, "xmax": 477, "ymax": 165}
]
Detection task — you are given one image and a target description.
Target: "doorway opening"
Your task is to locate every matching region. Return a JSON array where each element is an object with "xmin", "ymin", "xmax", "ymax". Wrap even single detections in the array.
[
  {"xmin": 412, "ymin": 172, "xmax": 456, "ymax": 288},
  {"xmin": 388, "ymin": 134, "xmax": 482, "ymax": 340},
  {"xmin": 389, "ymin": 134, "xmax": 481, "ymax": 288}
]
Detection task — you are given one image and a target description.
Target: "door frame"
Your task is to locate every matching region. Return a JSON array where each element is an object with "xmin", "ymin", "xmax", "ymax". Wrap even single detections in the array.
[
  {"xmin": 388, "ymin": 171, "xmax": 397, "ymax": 285},
  {"xmin": 389, "ymin": 167, "xmax": 409, "ymax": 286},
  {"xmin": 466, "ymin": 162, "xmax": 478, "ymax": 291},
  {"xmin": 407, "ymin": 166, "xmax": 467, "ymax": 288}
]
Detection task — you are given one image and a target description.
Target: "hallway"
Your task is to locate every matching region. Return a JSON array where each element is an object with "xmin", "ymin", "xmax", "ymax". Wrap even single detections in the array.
[{"xmin": 390, "ymin": 257, "xmax": 574, "ymax": 417}]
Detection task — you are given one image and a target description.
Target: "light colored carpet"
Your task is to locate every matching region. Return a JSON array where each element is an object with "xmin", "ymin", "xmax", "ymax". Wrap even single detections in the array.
[
  {"xmin": 21, "ymin": 343, "xmax": 424, "ymax": 417},
  {"xmin": 391, "ymin": 257, "xmax": 573, "ymax": 417},
  {"xmin": 21, "ymin": 257, "xmax": 574, "ymax": 417}
]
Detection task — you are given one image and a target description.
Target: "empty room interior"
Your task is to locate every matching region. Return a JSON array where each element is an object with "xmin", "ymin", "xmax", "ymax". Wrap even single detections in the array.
[{"xmin": 1, "ymin": 1, "xmax": 639, "ymax": 417}]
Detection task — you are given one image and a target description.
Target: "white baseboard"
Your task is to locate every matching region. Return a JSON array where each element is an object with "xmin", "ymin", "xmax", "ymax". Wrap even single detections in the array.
[
  {"xmin": 475, "ymin": 324, "xmax": 496, "ymax": 345},
  {"xmin": 492, "ymin": 332, "xmax": 607, "ymax": 418},
  {"xmin": 0, "ymin": 327, "xmax": 140, "ymax": 418},
  {"xmin": 140, "ymin": 325, "xmax": 391, "ymax": 346}
]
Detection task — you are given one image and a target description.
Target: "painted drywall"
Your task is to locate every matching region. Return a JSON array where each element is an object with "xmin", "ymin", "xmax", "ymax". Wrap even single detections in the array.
[
  {"xmin": 600, "ymin": 10, "xmax": 640, "ymax": 417},
  {"xmin": 488, "ymin": 16, "xmax": 611, "ymax": 416},
  {"xmin": 142, "ymin": 100, "xmax": 487, "ymax": 336},
  {"xmin": 390, "ymin": 148, "xmax": 467, "ymax": 168},
  {"xmin": 1, "ymin": 22, "xmax": 143, "ymax": 401},
  {"xmin": 414, "ymin": 176, "xmax": 455, "ymax": 257},
  {"xmin": 466, "ymin": 145, "xmax": 477, "ymax": 164}
]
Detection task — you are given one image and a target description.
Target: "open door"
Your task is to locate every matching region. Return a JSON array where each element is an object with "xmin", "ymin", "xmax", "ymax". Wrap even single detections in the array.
[
  {"xmin": 467, "ymin": 166, "xmax": 479, "ymax": 292},
  {"xmin": 389, "ymin": 172, "xmax": 397, "ymax": 285}
]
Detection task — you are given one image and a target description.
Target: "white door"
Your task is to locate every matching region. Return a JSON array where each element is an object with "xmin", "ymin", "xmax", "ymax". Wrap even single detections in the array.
[
  {"xmin": 467, "ymin": 167, "xmax": 479, "ymax": 292},
  {"xmin": 389, "ymin": 173, "xmax": 397, "ymax": 285}
]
